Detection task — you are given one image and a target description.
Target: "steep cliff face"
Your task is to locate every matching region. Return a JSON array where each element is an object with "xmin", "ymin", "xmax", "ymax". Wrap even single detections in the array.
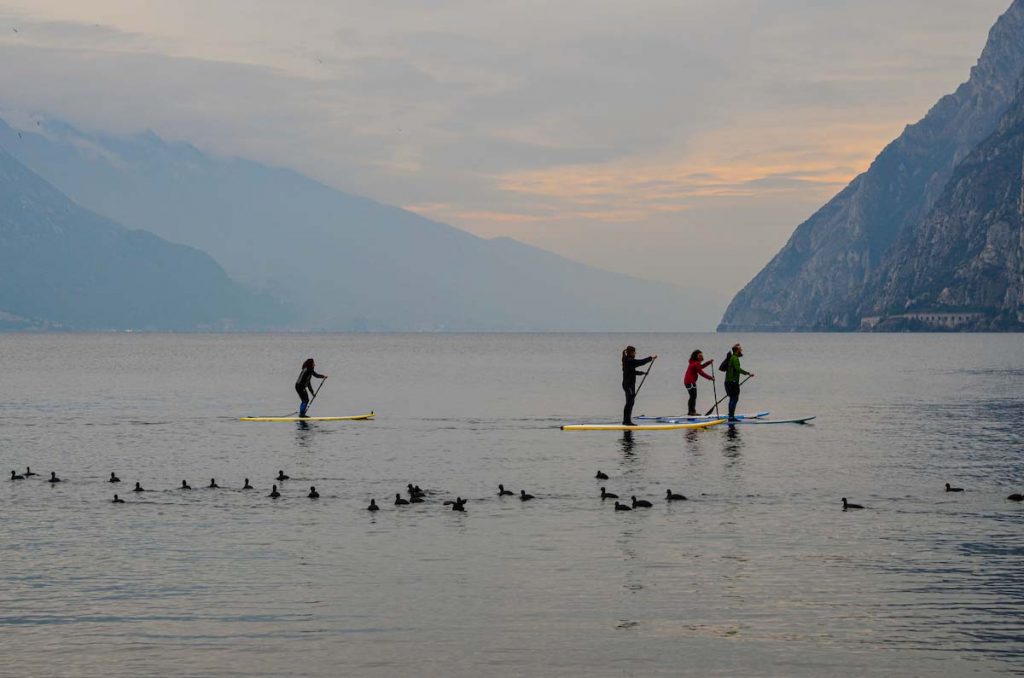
[
  {"xmin": 719, "ymin": 0, "xmax": 1024, "ymax": 331},
  {"xmin": 863, "ymin": 85, "xmax": 1024, "ymax": 330}
]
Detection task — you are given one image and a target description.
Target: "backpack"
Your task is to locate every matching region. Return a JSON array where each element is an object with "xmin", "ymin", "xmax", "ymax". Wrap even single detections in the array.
[{"xmin": 718, "ymin": 352, "xmax": 731, "ymax": 372}]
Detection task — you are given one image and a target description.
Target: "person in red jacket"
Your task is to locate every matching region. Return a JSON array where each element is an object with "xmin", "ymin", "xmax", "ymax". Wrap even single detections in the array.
[{"xmin": 683, "ymin": 350, "xmax": 714, "ymax": 416}]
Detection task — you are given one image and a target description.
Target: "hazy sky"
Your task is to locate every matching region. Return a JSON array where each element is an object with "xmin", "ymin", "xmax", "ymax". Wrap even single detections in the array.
[{"xmin": 0, "ymin": 0, "xmax": 1012, "ymax": 325}]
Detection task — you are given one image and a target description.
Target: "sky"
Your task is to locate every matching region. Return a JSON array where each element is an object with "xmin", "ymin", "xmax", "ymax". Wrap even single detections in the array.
[{"xmin": 0, "ymin": 0, "xmax": 1013, "ymax": 326}]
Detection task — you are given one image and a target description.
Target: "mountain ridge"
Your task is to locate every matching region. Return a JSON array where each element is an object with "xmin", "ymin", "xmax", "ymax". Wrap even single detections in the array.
[{"xmin": 719, "ymin": 0, "xmax": 1024, "ymax": 332}]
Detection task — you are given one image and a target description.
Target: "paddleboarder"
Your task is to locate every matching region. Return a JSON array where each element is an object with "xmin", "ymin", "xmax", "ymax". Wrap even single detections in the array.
[
  {"xmin": 621, "ymin": 346, "xmax": 656, "ymax": 426},
  {"xmin": 296, "ymin": 358, "xmax": 327, "ymax": 418},
  {"xmin": 683, "ymin": 350, "xmax": 714, "ymax": 416},
  {"xmin": 723, "ymin": 343, "xmax": 753, "ymax": 422}
]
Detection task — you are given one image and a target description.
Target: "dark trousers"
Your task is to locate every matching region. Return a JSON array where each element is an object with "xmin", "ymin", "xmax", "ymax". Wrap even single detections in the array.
[
  {"xmin": 623, "ymin": 384, "xmax": 636, "ymax": 425},
  {"xmin": 724, "ymin": 381, "xmax": 740, "ymax": 418},
  {"xmin": 296, "ymin": 384, "xmax": 311, "ymax": 415},
  {"xmin": 685, "ymin": 384, "xmax": 698, "ymax": 415}
]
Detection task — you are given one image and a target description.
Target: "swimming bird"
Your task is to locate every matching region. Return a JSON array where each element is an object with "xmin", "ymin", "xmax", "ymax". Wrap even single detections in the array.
[
  {"xmin": 367, "ymin": 499, "xmax": 379, "ymax": 511},
  {"xmin": 451, "ymin": 497, "xmax": 467, "ymax": 512},
  {"xmin": 631, "ymin": 496, "xmax": 652, "ymax": 508},
  {"xmin": 614, "ymin": 502, "xmax": 632, "ymax": 511},
  {"xmin": 109, "ymin": 472, "xmax": 120, "ymax": 483},
  {"xmin": 520, "ymin": 490, "xmax": 535, "ymax": 501},
  {"xmin": 945, "ymin": 483, "xmax": 964, "ymax": 492},
  {"xmin": 595, "ymin": 470, "xmax": 609, "ymax": 480},
  {"xmin": 408, "ymin": 495, "xmax": 424, "ymax": 503},
  {"xmin": 406, "ymin": 483, "xmax": 422, "ymax": 498},
  {"xmin": 180, "ymin": 480, "xmax": 191, "ymax": 490},
  {"xmin": 11, "ymin": 470, "xmax": 24, "ymax": 480},
  {"xmin": 269, "ymin": 485, "xmax": 280, "ymax": 498},
  {"xmin": 842, "ymin": 498, "xmax": 864, "ymax": 510},
  {"xmin": 277, "ymin": 470, "xmax": 289, "ymax": 481},
  {"xmin": 209, "ymin": 478, "xmax": 219, "ymax": 488},
  {"xmin": 498, "ymin": 484, "xmax": 513, "ymax": 496},
  {"xmin": 48, "ymin": 472, "xmax": 61, "ymax": 483},
  {"xmin": 24, "ymin": 467, "xmax": 36, "ymax": 477},
  {"xmin": 600, "ymin": 487, "xmax": 618, "ymax": 500},
  {"xmin": 242, "ymin": 478, "xmax": 253, "ymax": 490},
  {"xmin": 413, "ymin": 485, "xmax": 426, "ymax": 496},
  {"xmin": 112, "ymin": 494, "xmax": 124, "ymax": 503},
  {"xmin": 395, "ymin": 493, "xmax": 409, "ymax": 505},
  {"xmin": 1008, "ymin": 493, "xmax": 1024, "ymax": 502},
  {"xmin": 133, "ymin": 482, "xmax": 145, "ymax": 492},
  {"xmin": 666, "ymin": 489, "xmax": 687, "ymax": 501},
  {"xmin": 308, "ymin": 486, "xmax": 319, "ymax": 499}
]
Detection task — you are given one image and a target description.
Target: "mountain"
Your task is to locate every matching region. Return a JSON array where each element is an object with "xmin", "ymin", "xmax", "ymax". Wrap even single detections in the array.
[
  {"xmin": 861, "ymin": 81, "xmax": 1024, "ymax": 331},
  {"xmin": 0, "ymin": 144, "xmax": 277, "ymax": 330},
  {"xmin": 719, "ymin": 0, "xmax": 1024, "ymax": 331},
  {"xmin": 0, "ymin": 120, "xmax": 698, "ymax": 331}
]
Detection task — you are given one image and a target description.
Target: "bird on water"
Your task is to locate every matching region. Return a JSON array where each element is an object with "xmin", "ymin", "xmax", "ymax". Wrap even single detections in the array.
[
  {"xmin": 181, "ymin": 480, "xmax": 191, "ymax": 490},
  {"xmin": 520, "ymin": 490, "xmax": 535, "ymax": 501},
  {"xmin": 11, "ymin": 470, "xmax": 24, "ymax": 480},
  {"xmin": 277, "ymin": 470, "xmax": 289, "ymax": 481},
  {"xmin": 269, "ymin": 485, "xmax": 280, "ymax": 498},
  {"xmin": 614, "ymin": 502, "xmax": 632, "ymax": 511},
  {"xmin": 631, "ymin": 496, "xmax": 652, "ymax": 508},
  {"xmin": 395, "ymin": 494, "xmax": 409, "ymax": 505},
  {"xmin": 308, "ymin": 486, "xmax": 319, "ymax": 499},
  {"xmin": 842, "ymin": 498, "xmax": 864, "ymax": 510},
  {"xmin": 24, "ymin": 467, "xmax": 37, "ymax": 477},
  {"xmin": 242, "ymin": 479, "xmax": 253, "ymax": 490},
  {"xmin": 367, "ymin": 499, "xmax": 379, "ymax": 511},
  {"xmin": 1008, "ymin": 493, "xmax": 1023, "ymax": 502},
  {"xmin": 112, "ymin": 495, "xmax": 124, "ymax": 503},
  {"xmin": 497, "ymin": 484, "xmax": 513, "ymax": 496},
  {"xmin": 595, "ymin": 471, "xmax": 609, "ymax": 480},
  {"xmin": 666, "ymin": 489, "xmax": 687, "ymax": 501},
  {"xmin": 601, "ymin": 487, "xmax": 618, "ymax": 500},
  {"xmin": 49, "ymin": 472, "xmax": 61, "ymax": 483},
  {"xmin": 945, "ymin": 483, "xmax": 964, "ymax": 492}
]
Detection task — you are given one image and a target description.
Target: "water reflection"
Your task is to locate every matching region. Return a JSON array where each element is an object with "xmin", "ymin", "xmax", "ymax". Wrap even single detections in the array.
[{"xmin": 620, "ymin": 431, "xmax": 635, "ymax": 456}]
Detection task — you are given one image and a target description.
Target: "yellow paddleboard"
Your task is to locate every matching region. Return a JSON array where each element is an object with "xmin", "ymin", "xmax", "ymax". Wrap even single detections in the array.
[
  {"xmin": 561, "ymin": 419, "xmax": 724, "ymax": 431},
  {"xmin": 240, "ymin": 412, "xmax": 375, "ymax": 422}
]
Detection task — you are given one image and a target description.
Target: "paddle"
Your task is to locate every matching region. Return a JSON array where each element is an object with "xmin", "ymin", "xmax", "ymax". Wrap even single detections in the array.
[
  {"xmin": 635, "ymin": 356, "xmax": 657, "ymax": 397},
  {"xmin": 704, "ymin": 374, "xmax": 752, "ymax": 417},
  {"xmin": 305, "ymin": 376, "xmax": 327, "ymax": 414},
  {"xmin": 710, "ymin": 360, "xmax": 720, "ymax": 418}
]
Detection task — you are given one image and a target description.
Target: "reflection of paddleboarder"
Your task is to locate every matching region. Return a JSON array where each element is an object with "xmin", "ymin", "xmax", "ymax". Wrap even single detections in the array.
[
  {"xmin": 621, "ymin": 346, "xmax": 656, "ymax": 426},
  {"xmin": 295, "ymin": 358, "xmax": 327, "ymax": 418}
]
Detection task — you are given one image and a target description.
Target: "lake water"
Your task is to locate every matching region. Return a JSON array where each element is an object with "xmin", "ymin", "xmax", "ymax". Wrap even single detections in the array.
[{"xmin": 0, "ymin": 333, "xmax": 1022, "ymax": 677}]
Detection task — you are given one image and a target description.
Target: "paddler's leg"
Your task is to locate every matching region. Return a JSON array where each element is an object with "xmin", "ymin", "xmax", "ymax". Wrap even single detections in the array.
[
  {"xmin": 296, "ymin": 384, "xmax": 309, "ymax": 418},
  {"xmin": 686, "ymin": 384, "xmax": 698, "ymax": 416},
  {"xmin": 725, "ymin": 381, "xmax": 739, "ymax": 420},
  {"xmin": 623, "ymin": 384, "xmax": 636, "ymax": 426}
]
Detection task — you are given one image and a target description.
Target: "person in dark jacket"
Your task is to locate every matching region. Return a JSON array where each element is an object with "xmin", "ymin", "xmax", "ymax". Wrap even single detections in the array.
[
  {"xmin": 683, "ymin": 350, "xmax": 714, "ymax": 416},
  {"xmin": 296, "ymin": 358, "xmax": 327, "ymax": 418},
  {"xmin": 723, "ymin": 343, "xmax": 753, "ymax": 421},
  {"xmin": 621, "ymin": 346, "xmax": 656, "ymax": 426}
]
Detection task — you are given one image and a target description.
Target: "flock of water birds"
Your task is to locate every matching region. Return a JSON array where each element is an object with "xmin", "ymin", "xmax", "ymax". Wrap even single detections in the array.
[{"xmin": 9, "ymin": 466, "xmax": 1024, "ymax": 511}]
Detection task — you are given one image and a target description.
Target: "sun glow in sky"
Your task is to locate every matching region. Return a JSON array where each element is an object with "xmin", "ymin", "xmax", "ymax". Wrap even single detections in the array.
[{"xmin": 0, "ymin": 0, "xmax": 1012, "ymax": 325}]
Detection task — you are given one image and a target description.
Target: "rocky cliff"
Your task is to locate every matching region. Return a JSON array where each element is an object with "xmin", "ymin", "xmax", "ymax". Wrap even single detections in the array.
[
  {"xmin": 863, "ymin": 82, "xmax": 1024, "ymax": 331},
  {"xmin": 719, "ymin": 0, "xmax": 1024, "ymax": 331}
]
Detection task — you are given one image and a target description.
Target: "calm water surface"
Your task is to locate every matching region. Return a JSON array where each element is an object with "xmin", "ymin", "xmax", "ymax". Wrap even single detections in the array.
[{"xmin": 0, "ymin": 333, "xmax": 1022, "ymax": 677}]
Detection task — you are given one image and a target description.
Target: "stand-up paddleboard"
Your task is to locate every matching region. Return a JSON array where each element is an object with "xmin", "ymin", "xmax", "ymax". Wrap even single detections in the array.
[
  {"xmin": 562, "ymin": 419, "xmax": 725, "ymax": 431},
  {"xmin": 240, "ymin": 412, "xmax": 375, "ymax": 422},
  {"xmin": 711, "ymin": 416, "xmax": 816, "ymax": 425},
  {"xmin": 637, "ymin": 411, "xmax": 769, "ymax": 422}
]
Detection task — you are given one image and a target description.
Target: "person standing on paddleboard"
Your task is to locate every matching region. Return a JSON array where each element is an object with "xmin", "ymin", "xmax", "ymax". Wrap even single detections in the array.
[
  {"xmin": 683, "ymin": 350, "xmax": 714, "ymax": 416},
  {"xmin": 296, "ymin": 358, "xmax": 327, "ymax": 418},
  {"xmin": 622, "ymin": 346, "xmax": 656, "ymax": 426},
  {"xmin": 723, "ymin": 343, "xmax": 753, "ymax": 422}
]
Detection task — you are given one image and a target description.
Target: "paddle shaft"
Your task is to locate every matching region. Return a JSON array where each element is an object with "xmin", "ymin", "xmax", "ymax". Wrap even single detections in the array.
[
  {"xmin": 306, "ymin": 377, "xmax": 327, "ymax": 413},
  {"xmin": 710, "ymin": 360, "xmax": 720, "ymax": 418},
  {"xmin": 635, "ymin": 356, "xmax": 656, "ymax": 396},
  {"xmin": 704, "ymin": 374, "xmax": 752, "ymax": 416}
]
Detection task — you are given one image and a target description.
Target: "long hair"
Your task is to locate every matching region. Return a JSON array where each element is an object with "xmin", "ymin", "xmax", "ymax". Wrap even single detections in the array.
[
  {"xmin": 622, "ymin": 346, "xmax": 636, "ymax": 366},
  {"xmin": 689, "ymin": 349, "xmax": 702, "ymax": 362},
  {"xmin": 302, "ymin": 358, "xmax": 315, "ymax": 370}
]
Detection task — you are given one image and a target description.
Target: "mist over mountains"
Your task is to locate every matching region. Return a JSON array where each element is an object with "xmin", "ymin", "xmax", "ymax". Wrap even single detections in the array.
[
  {"xmin": 0, "ymin": 119, "xmax": 700, "ymax": 331},
  {"xmin": 0, "ymin": 145, "xmax": 276, "ymax": 330},
  {"xmin": 720, "ymin": 0, "xmax": 1024, "ymax": 332}
]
